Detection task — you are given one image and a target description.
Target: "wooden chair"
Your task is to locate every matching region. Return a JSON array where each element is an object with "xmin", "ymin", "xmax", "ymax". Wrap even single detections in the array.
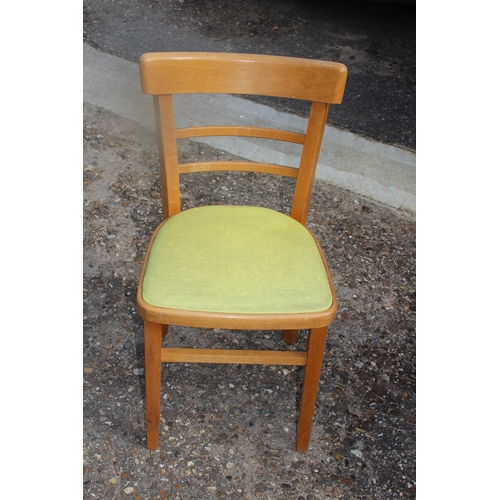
[{"xmin": 137, "ymin": 52, "xmax": 348, "ymax": 452}]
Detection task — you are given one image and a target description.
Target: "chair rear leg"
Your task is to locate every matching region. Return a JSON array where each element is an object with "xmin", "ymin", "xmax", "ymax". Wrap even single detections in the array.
[
  {"xmin": 144, "ymin": 320, "xmax": 163, "ymax": 450},
  {"xmin": 283, "ymin": 329, "xmax": 299, "ymax": 344},
  {"xmin": 296, "ymin": 326, "xmax": 328, "ymax": 452}
]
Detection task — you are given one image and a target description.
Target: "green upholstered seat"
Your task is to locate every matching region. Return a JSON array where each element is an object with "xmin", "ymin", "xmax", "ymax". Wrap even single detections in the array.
[{"xmin": 142, "ymin": 205, "xmax": 332, "ymax": 314}]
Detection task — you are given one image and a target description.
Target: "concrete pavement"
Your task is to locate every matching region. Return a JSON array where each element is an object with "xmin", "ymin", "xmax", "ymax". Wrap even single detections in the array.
[{"xmin": 83, "ymin": 43, "xmax": 415, "ymax": 214}]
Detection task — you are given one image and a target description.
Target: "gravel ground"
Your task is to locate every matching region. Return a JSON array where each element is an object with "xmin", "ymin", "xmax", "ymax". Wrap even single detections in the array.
[{"xmin": 83, "ymin": 102, "xmax": 416, "ymax": 499}]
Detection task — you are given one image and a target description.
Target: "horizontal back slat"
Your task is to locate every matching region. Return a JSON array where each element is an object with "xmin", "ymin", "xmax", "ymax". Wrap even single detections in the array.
[
  {"xmin": 175, "ymin": 126, "xmax": 305, "ymax": 144},
  {"xmin": 178, "ymin": 161, "xmax": 299, "ymax": 178},
  {"xmin": 140, "ymin": 52, "xmax": 348, "ymax": 104}
]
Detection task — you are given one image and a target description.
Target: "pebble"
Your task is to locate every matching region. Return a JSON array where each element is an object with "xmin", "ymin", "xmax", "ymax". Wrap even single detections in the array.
[
  {"xmin": 124, "ymin": 487, "xmax": 134, "ymax": 494},
  {"xmin": 123, "ymin": 339, "xmax": 134, "ymax": 350},
  {"xmin": 254, "ymin": 482, "xmax": 268, "ymax": 492}
]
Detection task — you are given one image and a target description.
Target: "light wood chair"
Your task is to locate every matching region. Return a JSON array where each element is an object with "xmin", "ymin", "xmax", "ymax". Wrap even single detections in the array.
[{"xmin": 137, "ymin": 52, "xmax": 348, "ymax": 452}]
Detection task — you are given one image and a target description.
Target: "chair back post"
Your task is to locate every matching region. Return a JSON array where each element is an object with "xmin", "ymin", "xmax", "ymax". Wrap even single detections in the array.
[
  {"xmin": 290, "ymin": 101, "xmax": 330, "ymax": 225},
  {"xmin": 153, "ymin": 95, "xmax": 181, "ymax": 219}
]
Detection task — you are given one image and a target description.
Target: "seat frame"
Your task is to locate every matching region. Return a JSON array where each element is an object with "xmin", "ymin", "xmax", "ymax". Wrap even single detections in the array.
[{"xmin": 137, "ymin": 52, "xmax": 348, "ymax": 451}]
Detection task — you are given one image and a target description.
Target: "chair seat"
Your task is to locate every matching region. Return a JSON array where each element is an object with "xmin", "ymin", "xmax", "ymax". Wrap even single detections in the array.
[{"xmin": 141, "ymin": 205, "xmax": 333, "ymax": 315}]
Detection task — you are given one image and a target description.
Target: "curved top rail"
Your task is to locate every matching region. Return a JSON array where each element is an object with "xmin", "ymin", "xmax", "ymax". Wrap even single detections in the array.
[{"xmin": 139, "ymin": 52, "xmax": 348, "ymax": 104}]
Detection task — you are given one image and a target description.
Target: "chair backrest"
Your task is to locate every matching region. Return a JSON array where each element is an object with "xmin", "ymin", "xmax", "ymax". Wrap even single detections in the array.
[{"xmin": 139, "ymin": 52, "xmax": 348, "ymax": 225}]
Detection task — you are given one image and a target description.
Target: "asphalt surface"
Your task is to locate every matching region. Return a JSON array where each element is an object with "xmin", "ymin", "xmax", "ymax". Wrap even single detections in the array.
[{"xmin": 83, "ymin": 0, "xmax": 416, "ymax": 151}]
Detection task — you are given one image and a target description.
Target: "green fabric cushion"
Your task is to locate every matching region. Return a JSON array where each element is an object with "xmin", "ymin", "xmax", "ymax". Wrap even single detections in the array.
[{"xmin": 142, "ymin": 206, "xmax": 332, "ymax": 314}]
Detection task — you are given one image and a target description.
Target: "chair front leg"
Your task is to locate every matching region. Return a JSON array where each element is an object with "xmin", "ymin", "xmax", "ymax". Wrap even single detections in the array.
[
  {"xmin": 296, "ymin": 325, "xmax": 328, "ymax": 452},
  {"xmin": 144, "ymin": 320, "xmax": 163, "ymax": 450}
]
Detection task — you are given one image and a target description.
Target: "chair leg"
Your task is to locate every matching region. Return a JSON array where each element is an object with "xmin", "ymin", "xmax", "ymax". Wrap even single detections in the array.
[
  {"xmin": 283, "ymin": 329, "xmax": 299, "ymax": 345},
  {"xmin": 161, "ymin": 324, "xmax": 169, "ymax": 338},
  {"xmin": 296, "ymin": 326, "xmax": 328, "ymax": 452},
  {"xmin": 144, "ymin": 320, "xmax": 163, "ymax": 450}
]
